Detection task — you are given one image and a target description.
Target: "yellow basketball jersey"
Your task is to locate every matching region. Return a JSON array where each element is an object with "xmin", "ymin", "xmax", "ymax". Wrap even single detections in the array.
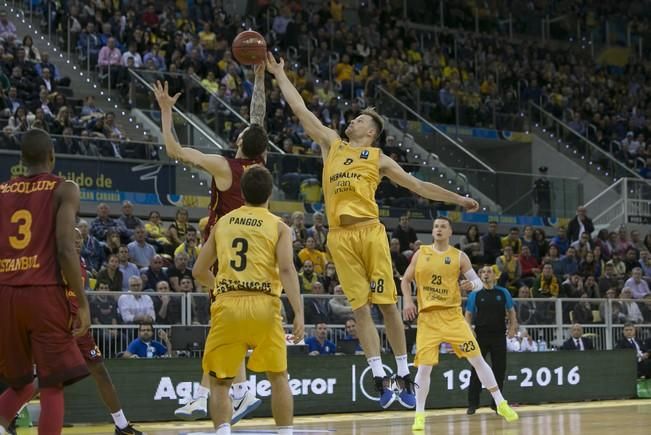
[
  {"xmin": 214, "ymin": 205, "xmax": 282, "ymax": 297},
  {"xmin": 415, "ymin": 245, "xmax": 462, "ymax": 311},
  {"xmin": 323, "ymin": 140, "xmax": 380, "ymax": 228}
]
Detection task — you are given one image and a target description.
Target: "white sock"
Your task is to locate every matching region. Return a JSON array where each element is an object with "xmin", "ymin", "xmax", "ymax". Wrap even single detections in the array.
[
  {"xmin": 231, "ymin": 381, "xmax": 249, "ymax": 400},
  {"xmin": 367, "ymin": 356, "xmax": 386, "ymax": 378},
  {"xmin": 0, "ymin": 425, "xmax": 6, "ymax": 434},
  {"xmin": 395, "ymin": 354, "xmax": 410, "ymax": 377},
  {"xmin": 414, "ymin": 365, "xmax": 432, "ymax": 413},
  {"xmin": 195, "ymin": 384, "xmax": 210, "ymax": 400},
  {"xmin": 467, "ymin": 356, "xmax": 505, "ymax": 406},
  {"xmin": 278, "ymin": 426, "xmax": 293, "ymax": 435},
  {"xmin": 111, "ymin": 410, "xmax": 128, "ymax": 429},
  {"xmin": 216, "ymin": 423, "xmax": 231, "ymax": 435}
]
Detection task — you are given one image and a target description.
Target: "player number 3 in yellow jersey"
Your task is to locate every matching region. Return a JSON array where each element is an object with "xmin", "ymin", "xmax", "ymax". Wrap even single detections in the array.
[{"xmin": 401, "ymin": 218, "xmax": 519, "ymax": 431}]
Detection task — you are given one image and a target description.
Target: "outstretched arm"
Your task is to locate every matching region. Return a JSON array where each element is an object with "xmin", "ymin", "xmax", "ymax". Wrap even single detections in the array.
[
  {"xmin": 379, "ymin": 154, "xmax": 480, "ymax": 212},
  {"xmin": 250, "ymin": 64, "xmax": 266, "ymax": 126},
  {"xmin": 153, "ymin": 81, "xmax": 226, "ymax": 174},
  {"xmin": 266, "ymin": 52, "xmax": 339, "ymax": 156}
]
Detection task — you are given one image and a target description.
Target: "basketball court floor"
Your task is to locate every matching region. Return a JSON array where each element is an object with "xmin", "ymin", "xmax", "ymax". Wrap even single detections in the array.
[{"xmin": 13, "ymin": 399, "xmax": 651, "ymax": 434}]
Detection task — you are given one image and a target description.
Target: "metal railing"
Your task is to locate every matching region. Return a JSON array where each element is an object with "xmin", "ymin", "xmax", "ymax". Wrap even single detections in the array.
[
  {"xmin": 584, "ymin": 178, "xmax": 651, "ymax": 228},
  {"xmin": 529, "ymin": 102, "xmax": 643, "ymax": 182}
]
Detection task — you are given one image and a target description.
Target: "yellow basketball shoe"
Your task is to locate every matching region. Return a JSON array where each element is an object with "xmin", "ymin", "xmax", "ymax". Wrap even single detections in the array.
[
  {"xmin": 497, "ymin": 401, "xmax": 519, "ymax": 422},
  {"xmin": 412, "ymin": 412, "xmax": 425, "ymax": 431}
]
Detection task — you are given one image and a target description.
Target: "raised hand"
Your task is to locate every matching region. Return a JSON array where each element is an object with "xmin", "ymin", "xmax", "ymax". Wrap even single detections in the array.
[
  {"xmin": 153, "ymin": 81, "xmax": 181, "ymax": 111},
  {"xmin": 461, "ymin": 197, "xmax": 480, "ymax": 213},
  {"xmin": 253, "ymin": 62, "xmax": 265, "ymax": 78},
  {"xmin": 265, "ymin": 52, "xmax": 285, "ymax": 76}
]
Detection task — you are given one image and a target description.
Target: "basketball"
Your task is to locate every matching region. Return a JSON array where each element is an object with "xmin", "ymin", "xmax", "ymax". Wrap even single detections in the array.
[{"xmin": 232, "ymin": 30, "xmax": 267, "ymax": 65}]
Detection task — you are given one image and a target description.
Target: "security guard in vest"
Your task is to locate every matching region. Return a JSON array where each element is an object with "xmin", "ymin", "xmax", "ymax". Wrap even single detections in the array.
[{"xmin": 464, "ymin": 265, "xmax": 518, "ymax": 415}]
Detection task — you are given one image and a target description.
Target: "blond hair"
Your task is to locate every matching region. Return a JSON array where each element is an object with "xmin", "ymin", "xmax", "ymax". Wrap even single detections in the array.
[{"xmin": 360, "ymin": 107, "xmax": 384, "ymax": 142}]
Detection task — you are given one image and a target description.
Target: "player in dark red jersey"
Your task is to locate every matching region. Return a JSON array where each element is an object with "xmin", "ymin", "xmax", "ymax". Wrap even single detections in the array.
[
  {"xmin": 154, "ymin": 66, "xmax": 268, "ymax": 422},
  {"xmin": 0, "ymin": 129, "xmax": 90, "ymax": 435}
]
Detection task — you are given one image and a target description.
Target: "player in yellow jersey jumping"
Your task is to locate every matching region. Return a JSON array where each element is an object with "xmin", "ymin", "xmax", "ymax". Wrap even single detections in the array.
[
  {"xmin": 192, "ymin": 166, "xmax": 304, "ymax": 435},
  {"xmin": 402, "ymin": 217, "xmax": 519, "ymax": 430},
  {"xmin": 266, "ymin": 52, "xmax": 479, "ymax": 409}
]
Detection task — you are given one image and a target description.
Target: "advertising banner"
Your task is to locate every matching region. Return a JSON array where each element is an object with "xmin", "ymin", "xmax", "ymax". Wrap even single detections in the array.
[
  {"xmin": 1, "ymin": 153, "xmax": 176, "ymax": 205},
  {"xmin": 64, "ymin": 351, "xmax": 636, "ymax": 423}
]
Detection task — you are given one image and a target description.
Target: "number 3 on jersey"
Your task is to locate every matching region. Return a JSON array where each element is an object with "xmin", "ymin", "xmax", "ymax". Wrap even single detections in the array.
[
  {"xmin": 230, "ymin": 237, "xmax": 248, "ymax": 271},
  {"xmin": 9, "ymin": 209, "xmax": 33, "ymax": 250}
]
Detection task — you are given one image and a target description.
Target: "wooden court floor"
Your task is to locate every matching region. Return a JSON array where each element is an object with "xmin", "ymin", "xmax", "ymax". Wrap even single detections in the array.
[{"xmin": 15, "ymin": 399, "xmax": 651, "ymax": 434}]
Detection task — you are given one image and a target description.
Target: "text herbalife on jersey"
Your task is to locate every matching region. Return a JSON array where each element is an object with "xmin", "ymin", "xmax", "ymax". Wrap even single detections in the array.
[{"xmin": 154, "ymin": 374, "xmax": 337, "ymax": 405}]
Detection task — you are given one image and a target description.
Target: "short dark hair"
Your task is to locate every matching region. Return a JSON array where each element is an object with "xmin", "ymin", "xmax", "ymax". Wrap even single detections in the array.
[
  {"xmin": 623, "ymin": 322, "xmax": 635, "ymax": 328},
  {"xmin": 241, "ymin": 165, "xmax": 273, "ymax": 205},
  {"xmin": 20, "ymin": 128, "xmax": 53, "ymax": 167},
  {"xmin": 434, "ymin": 216, "xmax": 452, "ymax": 227},
  {"xmin": 241, "ymin": 124, "xmax": 268, "ymax": 158},
  {"xmin": 360, "ymin": 107, "xmax": 384, "ymax": 142},
  {"xmin": 139, "ymin": 322, "xmax": 154, "ymax": 332}
]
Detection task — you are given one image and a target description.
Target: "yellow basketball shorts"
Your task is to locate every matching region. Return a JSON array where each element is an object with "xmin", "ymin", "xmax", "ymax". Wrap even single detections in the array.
[
  {"xmin": 327, "ymin": 220, "xmax": 397, "ymax": 310},
  {"xmin": 202, "ymin": 294, "xmax": 286, "ymax": 379},
  {"xmin": 414, "ymin": 307, "xmax": 481, "ymax": 366}
]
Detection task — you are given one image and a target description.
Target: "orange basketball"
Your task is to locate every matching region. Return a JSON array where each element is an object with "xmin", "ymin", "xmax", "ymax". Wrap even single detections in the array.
[{"xmin": 232, "ymin": 30, "xmax": 267, "ymax": 65}]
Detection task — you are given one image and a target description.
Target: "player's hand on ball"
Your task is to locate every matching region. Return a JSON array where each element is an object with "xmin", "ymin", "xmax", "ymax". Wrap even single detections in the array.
[
  {"xmin": 459, "ymin": 279, "xmax": 474, "ymax": 291},
  {"xmin": 461, "ymin": 197, "xmax": 480, "ymax": 212},
  {"xmin": 73, "ymin": 306, "xmax": 91, "ymax": 338},
  {"xmin": 254, "ymin": 62, "xmax": 265, "ymax": 77},
  {"xmin": 291, "ymin": 317, "xmax": 304, "ymax": 344},
  {"xmin": 265, "ymin": 52, "xmax": 284, "ymax": 76},
  {"xmin": 403, "ymin": 299, "xmax": 418, "ymax": 321},
  {"xmin": 153, "ymin": 80, "xmax": 181, "ymax": 110}
]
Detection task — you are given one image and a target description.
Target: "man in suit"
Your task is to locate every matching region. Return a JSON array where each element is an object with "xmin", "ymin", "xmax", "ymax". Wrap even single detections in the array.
[
  {"xmin": 560, "ymin": 324, "xmax": 594, "ymax": 351},
  {"xmin": 567, "ymin": 206, "xmax": 594, "ymax": 243},
  {"xmin": 615, "ymin": 322, "xmax": 651, "ymax": 378}
]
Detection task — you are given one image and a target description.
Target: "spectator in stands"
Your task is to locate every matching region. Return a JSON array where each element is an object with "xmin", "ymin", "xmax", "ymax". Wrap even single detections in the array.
[
  {"xmin": 168, "ymin": 208, "xmax": 193, "ymax": 249},
  {"xmin": 167, "ymin": 251, "xmax": 195, "ymax": 292},
  {"xmin": 631, "ymin": 230, "xmax": 646, "ymax": 252},
  {"xmin": 620, "ymin": 288, "xmax": 644, "ymax": 324},
  {"xmin": 615, "ymin": 227, "xmax": 634, "ymax": 258},
  {"xmin": 8, "ymin": 106, "xmax": 28, "ymax": 133},
  {"xmin": 532, "ymin": 263, "xmax": 560, "ymax": 298},
  {"xmin": 117, "ymin": 245, "xmax": 141, "ymax": 291},
  {"xmin": 144, "ymin": 210, "xmax": 171, "ymax": 250},
  {"xmin": 121, "ymin": 42, "xmax": 142, "ymax": 68},
  {"xmin": 570, "ymin": 232, "xmax": 592, "ymax": 255},
  {"xmin": 624, "ymin": 248, "xmax": 641, "ymax": 273},
  {"xmin": 94, "ymin": 254, "xmax": 122, "ymax": 292},
  {"xmin": 305, "ymin": 281, "xmax": 331, "ymax": 325},
  {"xmin": 5, "ymin": 87, "xmax": 22, "ymax": 115},
  {"xmin": 390, "ymin": 237, "xmax": 409, "ymax": 277},
  {"xmin": 521, "ymin": 226, "xmax": 538, "ymax": 260},
  {"xmin": 481, "ymin": 221, "xmax": 501, "ymax": 264},
  {"xmin": 153, "ymin": 281, "xmax": 182, "ymax": 325},
  {"xmin": 90, "ymin": 282, "xmax": 119, "ymax": 325},
  {"xmin": 78, "ymin": 219, "xmax": 104, "ymax": 276},
  {"xmin": 599, "ymin": 263, "xmax": 618, "ymax": 294},
  {"xmin": 615, "ymin": 323, "xmax": 651, "ymax": 378},
  {"xmin": 640, "ymin": 251, "xmax": 651, "ymax": 280},
  {"xmin": 118, "ymin": 200, "xmax": 142, "ymax": 235},
  {"xmin": 143, "ymin": 43, "xmax": 166, "ymax": 71},
  {"xmin": 307, "ymin": 211, "xmax": 328, "ymax": 251},
  {"xmin": 561, "ymin": 273, "xmax": 584, "ymax": 299},
  {"xmin": 583, "ymin": 276, "xmax": 601, "ymax": 299},
  {"xmin": 172, "ymin": 226, "xmax": 200, "ymax": 269},
  {"xmin": 290, "ymin": 211, "xmax": 308, "ymax": 244},
  {"xmin": 0, "ymin": 10, "xmax": 16, "ymax": 40},
  {"xmin": 567, "ymin": 206, "xmax": 594, "ymax": 243},
  {"xmin": 329, "ymin": 285, "xmax": 353, "ymax": 324},
  {"xmin": 298, "ymin": 236, "xmax": 327, "ymax": 275},
  {"xmin": 118, "ymin": 276, "xmax": 155, "ymax": 323},
  {"xmin": 142, "ymin": 255, "xmax": 168, "ymax": 291},
  {"xmin": 518, "ymin": 329, "xmax": 538, "ymax": 353},
  {"xmin": 607, "ymin": 253, "xmax": 628, "ymax": 282},
  {"xmin": 299, "ymin": 260, "xmax": 320, "ymax": 293},
  {"xmin": 123, "ymin": 323, "xmax": 170, "ymax": 359},
  {"xmin": 571, "ymin": 294, "xmax": 594, "ymax": 324},
  {"xmin": 392, "ymin": 215, "xmax": 418, "ymax": 253},
  {"xmin": 594, "ymin": 229, "xmax": 613, "ymax": 261},
  {"xmin": 560, "ymin": 324, "xmax": 594, "ymax": 351},
  {"xmin": 81, "ymin": 95, "xmax": 102, "ymax": 116},
  {"xmin": 306, "ymin": 322, "xmax": 336, "ymax": 356},
  {"xmin": 461, "ymin": 224, "xmax": 482, "ymax": 265},
  {"xmin": 78, "ymin": 22, "xmax": 101, "ymax": 65},
  {"xmin": 35, "ymin": 52, "xmax": 69, "ymax": 87},
  {"xmin": 91, "ymin": 202, "xmax": 129, "ymax": 241},
  {"xmin": 625, "ymin": 268, "xmax": 651, "ymax": 299},
  {"xmin": 551, "ymin": 226, "xmax": 570, "ymax": 255},
  {"xmin": 559, "ymin": 247, "xmax": 580, "ymax": 278},
  {"xmin": 127, "ymin": 225, "xmax": 156, "ymax": 269},
  {"xmin": 103, "ymin": 228, "xmax": 122, "ymax": 257},
  {"xmin": 322, "ymin": 262, "xmax": 339, "ymax": 294},
  {"xmin": 640, "ymin": 295, "xmax": 651, "ymax": 323},
  {"xmin": 501, "ymin": 227, "xmax": 522, "ymax": 255},
  {"xmin": 578, "ymin": 251, "xmax": 599, "ymax": 278},
  {"xmin": 514, "ymin": 285, "xmax": 536, "ymax": 325},
  {"xmin": 495, "ymin": 246, "xmax": 521, "ymax": 293},
  {"xmin": 519, "ymin": 245, "xmax": 540, "ymax": 281},
  {"xmin": 600, "ymin": 288, "xmax": 624, "ymax": 324}
]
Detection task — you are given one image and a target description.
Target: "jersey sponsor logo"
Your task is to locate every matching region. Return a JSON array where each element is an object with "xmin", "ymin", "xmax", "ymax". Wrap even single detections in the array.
[
  {"xmin": 444, "ymin": 256, "xmax": 451, "ymax": 264},
  {"xmin": 360, "ymin": 150, "xmax": 369, "ymax": 159},
  {"xmin": 343, "ymin": 158, "xmax": 354, "ymax": 165},
  {"xmin": 0, "ymin": 255, "xmax": 41, "ymax": 273},
  {"xmin": 496, "ymin": 295, "xmax": 502, "ymax": 301},
  {"xmin": 215, "ymin": 278, "xmax": 273, "ymax": 294},
  {"xmin": 329, "ymin": 171, "xmax": 362, "ymax": 183}
]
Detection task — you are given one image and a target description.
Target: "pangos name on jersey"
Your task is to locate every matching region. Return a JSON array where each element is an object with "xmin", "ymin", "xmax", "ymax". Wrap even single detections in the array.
[{"xmin": 215, "ymin": 278, "xmax": 273, "ymax": 294}]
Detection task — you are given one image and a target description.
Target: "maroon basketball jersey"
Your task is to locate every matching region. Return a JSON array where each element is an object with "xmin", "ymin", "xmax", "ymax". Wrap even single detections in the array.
[
  {"xmin": 0, "ymin": 173, "xmax": 64, "ymax": 286},
  {"xmin": 66, "ymin": 259, "xmax": 87, "ymax": 314},
  {"xmin": 205, "ymin": 157, "xmax": 265, "ymax": 239}
]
